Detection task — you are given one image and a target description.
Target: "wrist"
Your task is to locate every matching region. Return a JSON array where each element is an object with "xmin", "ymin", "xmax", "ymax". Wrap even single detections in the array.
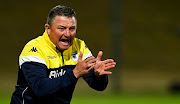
[
  {"xmin": 94, "ymin": 72, "xmax": 101, "ymax": 77},
  {"xmin": 73, "ymin": 68, "xmax": 80, "ymax": 78}
]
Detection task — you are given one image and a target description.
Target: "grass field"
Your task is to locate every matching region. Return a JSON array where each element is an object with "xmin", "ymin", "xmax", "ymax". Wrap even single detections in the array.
[
  {"xmin": 71, "ymin": 94, "xmax": 180, "ymax": 104},
  {"xmin": 1, "ymin": 70, "xmax": 180, "ymax": 104},
  {"xmin": 1, "ymin": 93, "xmax": 180, "ymax": 104}
]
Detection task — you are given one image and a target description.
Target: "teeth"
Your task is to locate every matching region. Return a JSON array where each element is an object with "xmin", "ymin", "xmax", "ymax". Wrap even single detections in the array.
[{"xmin": 60, "ymin": 40, "xmax": 69, "ymax": 45}]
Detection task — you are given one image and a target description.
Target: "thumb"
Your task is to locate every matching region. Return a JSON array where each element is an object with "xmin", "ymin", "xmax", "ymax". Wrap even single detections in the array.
[
  {"xmin": 78, "ymin": 51, "xmax": 83, "ymax": 61},
  {"xmin": 96, "ymin": 51, "xmax": 103, "ymax": 61}
]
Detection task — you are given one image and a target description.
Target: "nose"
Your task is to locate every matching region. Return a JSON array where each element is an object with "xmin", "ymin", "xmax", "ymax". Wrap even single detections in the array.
[{"xmin": 65, "ymin": 29, "xmax": 70, "ymax": 36}]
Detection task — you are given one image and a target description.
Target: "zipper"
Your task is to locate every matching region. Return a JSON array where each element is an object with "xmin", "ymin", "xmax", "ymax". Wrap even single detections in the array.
[
  {"xmin": 61, "ymin": 51, "xmax": 64, "ymax": 66},
  {"xmin": 56, "ymin": 47, "xmax": 65, "ymax": 66}
]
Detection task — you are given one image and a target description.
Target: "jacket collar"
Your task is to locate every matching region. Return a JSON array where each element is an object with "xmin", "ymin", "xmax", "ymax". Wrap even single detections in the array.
[{"xmin": 43, "ymin": 30, "xmax": 57, "ymax": 51}]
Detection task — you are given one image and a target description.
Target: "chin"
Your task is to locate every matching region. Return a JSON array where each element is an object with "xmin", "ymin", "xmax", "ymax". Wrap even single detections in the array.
[{"xmin": 58, "ymin": 46, "xmax": 70, "ymax": 51}]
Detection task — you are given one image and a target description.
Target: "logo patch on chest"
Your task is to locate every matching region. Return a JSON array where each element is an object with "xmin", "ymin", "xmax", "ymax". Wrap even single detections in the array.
[{"xmin": 71, "ymin": 51, "xmax": 78, "ymax": 62}]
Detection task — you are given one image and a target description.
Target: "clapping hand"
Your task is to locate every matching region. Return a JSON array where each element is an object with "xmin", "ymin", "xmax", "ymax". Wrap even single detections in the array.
[
  {"xmin": 73, "ymin": 52, "xmax": 96, "ymax": 78},
  {"xmin": 94, "ymin": 51, "xmax": 116, "ymax": 77},
  {"xmin": 73, "ymin": 51, "xmax": 116, "ymax": 78}
]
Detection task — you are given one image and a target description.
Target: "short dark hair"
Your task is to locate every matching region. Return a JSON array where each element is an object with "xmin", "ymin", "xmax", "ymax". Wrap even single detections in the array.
[{"xmin": 46, "ymin": 5, "xmax": 76, "ymax": 26}]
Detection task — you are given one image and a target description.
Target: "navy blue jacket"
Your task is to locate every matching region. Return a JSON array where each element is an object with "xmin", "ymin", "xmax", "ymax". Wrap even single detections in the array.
[
  {"xmin": 10, "ymin": 31, "xmax": 108, "ymax": 104},
  {"xmin": 10, "ymin": 62, "xmax": 108, "ymax": 104}
]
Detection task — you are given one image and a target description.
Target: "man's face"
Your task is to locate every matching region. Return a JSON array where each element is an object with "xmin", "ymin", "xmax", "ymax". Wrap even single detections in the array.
[{"xmin": 45, "ymin": 16, "xmax": 76, "ymax": 51}]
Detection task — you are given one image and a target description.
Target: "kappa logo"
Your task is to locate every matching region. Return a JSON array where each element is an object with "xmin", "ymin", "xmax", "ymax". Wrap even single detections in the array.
[
  {"xmin": 71, "ymin": 51, "xmax": 78, "ymax": 62},
  {"xmin": 29, "ymin": 47, "xmax": 38, "ymax": 53}
]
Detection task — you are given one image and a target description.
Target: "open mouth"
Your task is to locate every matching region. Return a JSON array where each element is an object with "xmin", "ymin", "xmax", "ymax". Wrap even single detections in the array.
[
  {"xmin": 60, "ymin": 39, "xmax": 70, "ymax": 42},
  {"xmin": 59, "ymin": 39, "xmax": 70, "ymax": 45}
]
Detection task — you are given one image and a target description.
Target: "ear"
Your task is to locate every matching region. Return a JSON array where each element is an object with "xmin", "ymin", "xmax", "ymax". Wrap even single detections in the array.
[{"xmin": 45, "ymin": 24, "xmax": 51, "ymax": 35}]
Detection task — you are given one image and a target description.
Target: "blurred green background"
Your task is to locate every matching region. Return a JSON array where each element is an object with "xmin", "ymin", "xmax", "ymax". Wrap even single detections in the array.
[{"xmin": 0, "ymin": 0, "xmax": 180, "ymax": 104}]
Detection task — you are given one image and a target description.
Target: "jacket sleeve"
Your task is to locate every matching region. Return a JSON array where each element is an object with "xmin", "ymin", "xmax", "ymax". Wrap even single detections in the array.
[
  {"xmin": 83, "ymin": 69, "xmax": 108, "ymax": 91},
  {"xmin": 78, "ymin": 40, "xmax": 108, "ymax": 91},
  {"xmin": 21, "ymin": 62, "xmax": 78, "ymax": 97}
]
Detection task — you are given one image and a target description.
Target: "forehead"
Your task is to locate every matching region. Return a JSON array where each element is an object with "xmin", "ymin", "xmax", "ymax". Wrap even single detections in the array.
[{"xmin": 51, "ymin": 16, "xmax": 76, "ymax": 27}]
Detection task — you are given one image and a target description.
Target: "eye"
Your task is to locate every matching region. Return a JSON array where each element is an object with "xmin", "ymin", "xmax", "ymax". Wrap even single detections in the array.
[
  {"xmin": 58, "ymin": 27, "xmax": 66, "ymax": 31},
  {"xmin": 69, "ymin": 27, "xmax": 76, "ymax": 32}
]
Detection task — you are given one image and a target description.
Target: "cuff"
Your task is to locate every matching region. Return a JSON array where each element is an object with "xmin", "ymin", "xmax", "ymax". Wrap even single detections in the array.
[{"xmin": 66, "ymin": 69, "xmax": 78, "ymax": 83}]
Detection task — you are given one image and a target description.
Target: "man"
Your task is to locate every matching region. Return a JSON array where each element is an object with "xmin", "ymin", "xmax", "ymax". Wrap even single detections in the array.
[{"xmin": 10, "ymin": 5, "xmax": 116, "ymax": 104}]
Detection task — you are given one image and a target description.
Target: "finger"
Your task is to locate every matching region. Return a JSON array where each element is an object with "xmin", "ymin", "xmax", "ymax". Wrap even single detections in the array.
[
  {"xmin": 104, "ymin": 65, "xmax": 116, "ymax": 70},
  {"xmin": 100, "ymin": 71, "xmax": 112, "ymax": 75},
  {"xmin": 105, "ymin": 62, "xmax": 116, "ymax": 67},
  {"xmin": 86, "ymin": 58, "xmax": 96, "ymax": 64},
  {"xmin": 96, "ymin": 51, "xmax": 103, "ymax": 61},
  {"xmin": 103, "ymin": 59, "xmax": 114, "ymax": 64},
  {"xmin": 87, "ymin": 63, "xmax": 96, "ymax": 68},
  {"xmin": 78, "ymin": 51, "xmax": 83, "ymax": 61},
  {"xmin": 84, "ymin": 56, "xmax": 95, "ymax": 63},
  {"xmin": 87, "ymin": 65, "xmax": 94, "ymax": 72}
]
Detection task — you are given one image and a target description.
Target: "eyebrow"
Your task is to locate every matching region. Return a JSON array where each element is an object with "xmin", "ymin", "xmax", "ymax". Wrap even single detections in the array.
[{"xmin": 58, "ymin": 25, "xmax": 76, "ymax": 28}]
